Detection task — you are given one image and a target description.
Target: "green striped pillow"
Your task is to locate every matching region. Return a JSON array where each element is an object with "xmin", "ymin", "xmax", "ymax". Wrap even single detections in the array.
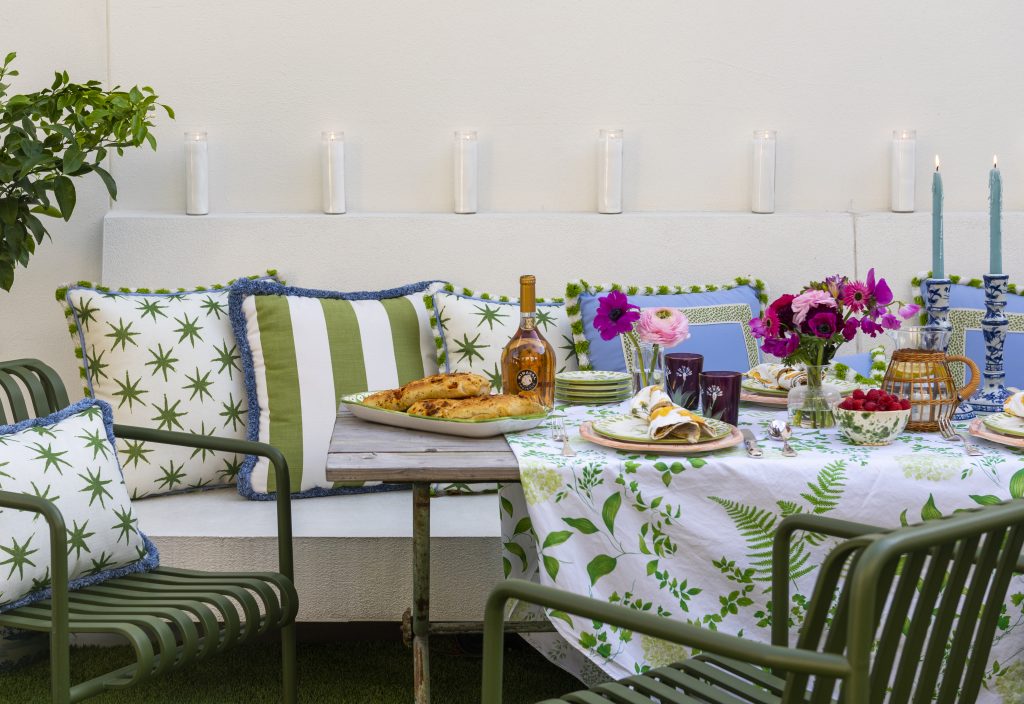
[{"xmin": 230, "ymin": 279, "xmax": 443, "ymax": 499}]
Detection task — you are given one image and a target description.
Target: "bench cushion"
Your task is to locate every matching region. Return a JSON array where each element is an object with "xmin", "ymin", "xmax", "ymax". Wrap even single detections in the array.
[
  {"xmin": 229, "ymin": 279, "xmax": 442, "ymax": 499},
  {"xmin": 0, "ymin": 399, "xmax": 158, "ymax": 613}
]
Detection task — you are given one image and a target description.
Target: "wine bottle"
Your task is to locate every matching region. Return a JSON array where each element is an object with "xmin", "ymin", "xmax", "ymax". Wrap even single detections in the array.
[{"xmin": 501, "ymin": 275, "xmax": 555, "ymax": 407}]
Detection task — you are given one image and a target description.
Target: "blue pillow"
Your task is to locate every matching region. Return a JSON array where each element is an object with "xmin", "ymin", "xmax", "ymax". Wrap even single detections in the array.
[{"xmin": 566, "ymin": 279, "xmax": 766, "ymax": 373}]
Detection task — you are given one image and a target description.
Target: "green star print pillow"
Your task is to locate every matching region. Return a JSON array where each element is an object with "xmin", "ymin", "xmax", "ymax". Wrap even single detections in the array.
[
  {"xmin": 57, "ymin": 272, "xmax": 280, "ymax": 498},
  {"xmin": 425, "ymin": 285, "xmax": 579, "ymax": 387}
]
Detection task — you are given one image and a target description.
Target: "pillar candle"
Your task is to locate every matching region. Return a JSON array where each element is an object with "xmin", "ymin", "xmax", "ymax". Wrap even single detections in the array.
[
  {"xmin": 890, "ymin": 129, "xmax": 916, "ymax": 212},
  {"xmin": 751, "ymin": 130, "xmax": 776, "ymax": 214},
  {"xmin": 321, "ymin": 131, "xmax": 346, "ymax": 214},
  {"xmin": 184, "ymin": 131, "xmax": 208, "ymax": 216},
  {"xmin": 453, "ymin": 130, "xmax": 478, "ymax": 214},
  {"xmin": 597, "ymin": 129, "xmax": 623, "ymax": 214},
  {"xmin": 990, "ymin": 156, "xmax": 1002, "ymax": 274},
  {"xmin": 932, "ymin": 156, "xmax": 944, "ymax": 278}
]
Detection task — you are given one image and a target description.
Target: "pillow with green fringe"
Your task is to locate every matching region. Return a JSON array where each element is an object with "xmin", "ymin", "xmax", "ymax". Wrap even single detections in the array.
[{"xmin": 56, "ymin": 271, "xmax": 280, "ymax": 499}]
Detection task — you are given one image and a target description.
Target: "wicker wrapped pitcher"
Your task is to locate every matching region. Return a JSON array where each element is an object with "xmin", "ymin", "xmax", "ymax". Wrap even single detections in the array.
[{"xmin": 881, "ymin": 328, "xmax": 980, "ymax": 432}]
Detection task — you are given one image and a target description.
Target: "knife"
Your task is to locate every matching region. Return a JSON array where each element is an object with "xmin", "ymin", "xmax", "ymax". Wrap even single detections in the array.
[{"xmin": 741, "ymin": 429, "xmax": 763, "ymax": 458}]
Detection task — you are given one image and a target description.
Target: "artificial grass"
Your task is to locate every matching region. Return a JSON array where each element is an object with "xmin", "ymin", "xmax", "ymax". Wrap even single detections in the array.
[{"xmin": 0, "ymin": 635, "xmax": 581, "ymax": 703}]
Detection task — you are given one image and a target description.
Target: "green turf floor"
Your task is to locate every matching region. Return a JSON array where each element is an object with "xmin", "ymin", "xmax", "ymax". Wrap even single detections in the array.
[{"xmin": 0, "ymin": 636, "xmax": 582, "ymax": 703}]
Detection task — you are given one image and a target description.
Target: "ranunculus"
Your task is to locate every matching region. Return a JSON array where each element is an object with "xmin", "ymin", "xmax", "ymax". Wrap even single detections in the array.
[
  {"xmin": 637, "ymin": 307, "xmax": 690, "ymax": 347},
  {"xmin": 767, "ymin": 294, "xmax": 797, "ymax": 332},
  {"xmin": 791, "ymin": 290, "xmax": 837, "ymax": 325},
  {"xmin": 806, "ymin": 310, "xmax": 839, "ymax": 339},
  {"xmin": 866, "ymin": 268, "xmax": 893, "ymax": 307},
  {"xmin": 842, "ymin": 281, "xmax": 870, "ymax": 312},
  {"xmin": 593, "ymin": 290, "xmax": 640, "ymax": 341},
  {"xmin": 761, "ymin": 332, "xmax": 800, "ymax": 358},
  {"xmin": 842, "ymin": 317, "xmax": 860, "ymax": 341},
  {"xmin": 898, "ymin": 303, "xmax": 921, "ymax": 320}
]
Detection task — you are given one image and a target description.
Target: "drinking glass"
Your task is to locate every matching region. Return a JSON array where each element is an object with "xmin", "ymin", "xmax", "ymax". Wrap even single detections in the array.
[
  {"xmin": 665, "ymin": 353, "xmax": 703, "ymax": 410},
  {"xmin": 700, "ymin": 371, "xmax": 742, "ymax": 425}
]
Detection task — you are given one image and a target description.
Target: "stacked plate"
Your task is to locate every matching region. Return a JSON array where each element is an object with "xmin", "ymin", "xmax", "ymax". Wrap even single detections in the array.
[{"xmin": 555, "ymin": 370, "xmax": 633, "ymax": 405}]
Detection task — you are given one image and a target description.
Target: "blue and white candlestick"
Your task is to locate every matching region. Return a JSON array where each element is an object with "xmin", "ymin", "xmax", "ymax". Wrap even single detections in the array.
[
  {"xmin": 924, "ymin": 277, "xmax": 977, "ymax": 420},
  {"xmin": 969, "ymin": 274, "xmax": 1013, "ymax": 414}
]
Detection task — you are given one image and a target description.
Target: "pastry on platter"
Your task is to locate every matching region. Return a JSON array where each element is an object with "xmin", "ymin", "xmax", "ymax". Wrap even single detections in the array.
[
  {"xmin": 406, "ymin": 394, "xmax": 544, "ymax": 420},
  {"xmin": 362, "ymin": 373, "xmax": 490, "ymax": 411}
]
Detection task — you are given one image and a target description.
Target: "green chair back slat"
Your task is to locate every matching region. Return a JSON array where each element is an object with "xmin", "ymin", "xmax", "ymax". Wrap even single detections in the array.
[
  {"xmin": 0, "ymin": 359, "xmax": 71, "ymax": 417},
  {"xmin": 0, "ymin": 370, "xmax": 31, "ymax": 422},
  {"xmin": 868, "ymin": 551, "xmax": 927, "ymax": 695},
  {"xmin": 4, "ymin": 365, "xmax": 56, "ymax": 417}
]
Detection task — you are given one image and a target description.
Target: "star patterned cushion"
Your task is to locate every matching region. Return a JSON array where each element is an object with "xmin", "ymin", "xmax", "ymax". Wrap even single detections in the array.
[
  {"xmin": 57, "ymin": 273, "xmax": 280, "ymax": 498},
  {"xmin": 425, "ymin": 285, "xmax": 579, "ymax": 388},
  {"xmin": 0, "ymin": 399, "xmax": 158, "ymax": 614}
]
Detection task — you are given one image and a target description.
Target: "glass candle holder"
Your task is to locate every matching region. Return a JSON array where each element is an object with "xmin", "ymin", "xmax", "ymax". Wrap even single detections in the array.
[
  {"xmin": 597, "ymin": 129, "xmax": 623, "ymax": 214},
  {"xmin": 665, "ymin": 353, "xmax": 703, "ymax": 411},
  {"xmin": 891, "ymin": 129, "xmax": 916, "ymax": 212},
  {"xmin": 751, "ymin": 130, "xmax": 776, "ymax": 214},
  {"xmin": 322, "ymin": 131, "xmax": 346, "ymax": 214},
  {"xmin": 453, "ymin": 130, "xmax": 478, "ymax": 214},
  {"xmin": 184, "ymin": 131, "xmax": 208, "ymax": 215},
  {"xmin": 700, "ymin": 371, "xmax": 742, "ymax": 425}
]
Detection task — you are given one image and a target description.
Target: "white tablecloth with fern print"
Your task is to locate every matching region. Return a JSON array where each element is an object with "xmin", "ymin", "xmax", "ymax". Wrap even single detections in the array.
[{"xmin": 500, "ymin": 405, "xmax": 1024, "ymax": 701}]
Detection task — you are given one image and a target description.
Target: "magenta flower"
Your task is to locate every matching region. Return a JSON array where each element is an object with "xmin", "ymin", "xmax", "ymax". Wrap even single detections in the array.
[
  {"xmin": 761, "ymin": 332, "xmax": 800, "ymax": 358},
  {"xmin": 767, "ymin": 294, "xmax": 796, "ymax": 332},
  {"xmin": 637, "ymin": 307, "xmax": 690, "ymax": 347},
  {"xmin": 749, "ymin": 316, "xmax": 770, "ymax": 339},
  {"xmin": 791, "ymin": 290, "xmax": 837, "ymax": 325},
  {"xmin": 593, "ymin": 290, "xmax": 640, "ymax": 341},
  {"xmin": 842, "ymin": 317, "xmax": 860, "ymax": 341},
  {"xmin": 807, "ymin": 310, "xmax": 839, "ymax": 339},
  {"xmin": 842, "ymin": 281, "xmax": 870, "ymax": 312},
  {"xmin": 880, "ymin": 313, "xmax": 901, "ymax": 330},
  {"xmin": 898, "ymin": 303, "xmax": 921, "ymax": 320},
  {"xmin": 860, "ymin": 316, "xmax": 884, "ymax": 336},
  {"xmin": 865, "ymin": 268, "xmax": 893, "ymax": 307}
]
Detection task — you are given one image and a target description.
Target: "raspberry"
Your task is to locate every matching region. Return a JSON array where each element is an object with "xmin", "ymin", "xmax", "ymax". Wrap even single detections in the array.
[
  {"xmin": 852, "ymin": 389, "xmax": 866, "ymax": 401},
  {"xmin": 864, "ymin": 401, "xmax": 878, "ymax": 412}
]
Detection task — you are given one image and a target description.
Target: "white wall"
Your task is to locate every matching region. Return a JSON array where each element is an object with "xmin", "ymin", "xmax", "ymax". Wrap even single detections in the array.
[{"xmin": 2, "ymin": 1, "xmax": 1022, "ymax": 392}]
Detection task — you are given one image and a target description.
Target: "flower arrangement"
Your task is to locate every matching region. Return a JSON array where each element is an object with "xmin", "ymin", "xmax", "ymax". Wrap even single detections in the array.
[
  {"xmin": 593, "ymin": 290, "xmax": 691, "ymax": 387},
  {"xmin": 749, "ymin": 269, "xmax": 919, "ymax": 367}
]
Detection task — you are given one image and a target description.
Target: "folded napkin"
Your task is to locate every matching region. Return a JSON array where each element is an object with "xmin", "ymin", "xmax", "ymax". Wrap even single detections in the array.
[
  {"xmin": 745, "ymin": 363, "xmax": 822, "ymax": 390},
  {"xmin": 1005, "ymin": 391, "xmax": 1024, "ymax": 418},
  {"xmin": 629, "ymin": 386, "xmax": 715, "ymax": 443}
]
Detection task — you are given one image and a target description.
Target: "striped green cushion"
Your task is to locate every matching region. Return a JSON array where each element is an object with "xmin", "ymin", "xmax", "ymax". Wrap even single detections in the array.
[{"xmin": 230, "ymin": 279, "xmax": 443, "ymax": 499}]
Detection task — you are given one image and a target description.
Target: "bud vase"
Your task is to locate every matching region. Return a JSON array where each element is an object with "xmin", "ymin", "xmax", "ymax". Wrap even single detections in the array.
[
  {"xmin": 630, "ymin": 342, "xmax": 665, "ymax": 394},
  {"xmin": 788, "ymin": 365, "xmax": 841, "ymax": 429}
]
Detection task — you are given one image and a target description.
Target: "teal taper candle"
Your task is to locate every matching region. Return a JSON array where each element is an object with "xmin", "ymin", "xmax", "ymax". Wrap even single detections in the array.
[
  {"xmin": 990, "ymin": 156, "xmax": 1002, "ymax": 275},
  {"xmin": 932, "ymin": 156, "xmax": 944, "ymax": 278}
]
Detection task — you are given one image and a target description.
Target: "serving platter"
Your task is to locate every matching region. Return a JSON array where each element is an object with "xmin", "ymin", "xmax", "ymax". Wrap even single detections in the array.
[
  {"xmin": 340, "ymin": 391, "xmax": 547, "ymax": 438},
  {"xmin": 579, "ymin": 421, "xmax": 742, "ymax": 454},
  {"xmin": 969, "ymin": 417, "xmax": 1024, "ymax": 449}
]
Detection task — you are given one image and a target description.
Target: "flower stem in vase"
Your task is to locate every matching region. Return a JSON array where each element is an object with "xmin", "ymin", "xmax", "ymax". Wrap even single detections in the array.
[{"xmin": 788, "ymin": 365, "xmax": 841, "ymax": 429}]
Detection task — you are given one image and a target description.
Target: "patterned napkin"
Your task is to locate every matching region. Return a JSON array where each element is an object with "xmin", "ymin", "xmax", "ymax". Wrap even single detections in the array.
[
  {"xmin": 1006, "ymin": 391, "xmax": 1024, "ymax": 418},
  {"xmin": 745, "ymin": 363, "xmax": 812, "ymax": 390},
  {"xmin": 629, "ymin": 386, "xmax": 713, "ymax": 442}
]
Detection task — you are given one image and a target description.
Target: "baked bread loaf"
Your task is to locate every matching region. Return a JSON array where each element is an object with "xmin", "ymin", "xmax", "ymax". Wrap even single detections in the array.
[
  {"xmin": 406, "ymin": 394, "xmax": 545, "ymax": 420},
  {"xmin": 362, "ymin": 372, "xmax": 491, "ymax": 411}
]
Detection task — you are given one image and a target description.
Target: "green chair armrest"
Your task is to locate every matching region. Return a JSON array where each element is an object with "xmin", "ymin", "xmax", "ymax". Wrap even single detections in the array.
[
  {"xmin": 112, "ymin": 424, "xmax": 294, "ymax": 582},
  {"xmin": 0, "ymin": 490, "xmax": 72, "ymax": 697},
  {"xmin": 481, "ymin": 579, "xmax": 852, "ymax": 704}
]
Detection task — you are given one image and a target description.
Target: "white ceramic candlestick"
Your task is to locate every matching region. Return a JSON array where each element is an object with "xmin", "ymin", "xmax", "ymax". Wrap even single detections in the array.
[
  {"xmin": 453, "ymin": 130, "xmax": 478, "ymax": 214},
  {"xmin": 890, "ymin": 129, "xmax": 916, "ymax": 212},
  {"xmin": 321, "ymin": 131, "xmax": 346, "ymax": 214},
  {"xmin": 597, "ymin": 129, "xmax": 623, "ymax": 214},
  {"xmin": 184, "ymin": 131, "xmax": 208, "ymax": 215},
  {"xmin": 751, "ymin": 130, "xmax": 776, "ymax": 214}
]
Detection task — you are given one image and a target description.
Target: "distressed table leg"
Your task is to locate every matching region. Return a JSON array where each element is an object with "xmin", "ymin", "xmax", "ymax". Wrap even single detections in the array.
[{"xmin": 412, "ymin": 482, "xmax": 431, "ymax": 704}]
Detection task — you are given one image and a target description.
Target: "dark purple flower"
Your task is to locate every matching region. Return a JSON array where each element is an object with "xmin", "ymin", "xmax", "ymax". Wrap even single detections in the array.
[
  {"xmin": 866, "ymin": 268, "xmax": 893, "ymax": 307},
  {"xmin": 761, "ymin": 332, "xmax": 800, "ymax": 358},
  {"xmin": 842, "ymin": 317, "xmax": 860, "ymax": 341},
  {"xmin": 767, "ymin": 294, "xmax": 796, "ymax": 332},
  {"xmin": 593, "ymin": 290, "xmax": 640, "ymax": 341},
  {"xmin": 860, "ymin": 316, "xmax": 884, "ymax": 336},
  {"xmin": 880, "ymin": 313, "xmax": 901, "ymax": 330},
  {"xmin": 807, "ymin": 310, "xmax": 839, "ymax": 339}
]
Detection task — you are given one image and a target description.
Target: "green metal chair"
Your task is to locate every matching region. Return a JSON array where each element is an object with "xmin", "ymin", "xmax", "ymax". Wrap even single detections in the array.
[
  {"xmin": 0, "ymin": 359, "xmax": 298, "ymax": 703},
  {"xmin": 483, "ymin": 501, "xmax": 1024, "ymax": 703}
]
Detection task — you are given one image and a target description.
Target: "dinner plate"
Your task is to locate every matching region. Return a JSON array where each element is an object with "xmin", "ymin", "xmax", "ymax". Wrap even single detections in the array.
[
  {"xmin": 741, "ymin": 378, "xmax": 863, "ymax": 398},
  {"xmin": 556, "ymin": 371, "xmax": 632, "ymax": 385},
  {"xmin": 982, "ymin": 412, "xmax": 1024, "ymax": 439},
  {"xmin": 555, "ymin": 384, "xmax": 632, "ymax": 396},
  {"xmin": 591, "ymin": 414, "xmax": 733, "ymax": 444},
  {"xmin": 555, "ymin": 395, "xmax": 631, "ymax": 405},
  {"xmin": 969, "ymin": 418, "xmax": 1024, "ymax": 448},
  {"xmin": 739, "ymin": 391, "xmax": 788, "ymax": 407},
  {"xmin": 579, "ymin": 421, "xmax": 743, "ymax": 454},
  {"xmin": 340, "ymin": 391, "xmax": 548, "ymax": 438}
]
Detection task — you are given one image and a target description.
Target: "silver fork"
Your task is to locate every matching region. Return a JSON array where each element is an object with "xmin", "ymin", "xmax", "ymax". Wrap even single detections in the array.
[
  {"xmin": 555, "ymin": 418, "xmax": 576, "ymax": 457},
  {"xmin": 939, "ymin": 417, "xmax": 983, "ymax": 456}
]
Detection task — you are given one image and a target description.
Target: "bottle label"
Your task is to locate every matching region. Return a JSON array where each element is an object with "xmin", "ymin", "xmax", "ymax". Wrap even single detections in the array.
[{"xmin": 516, "ymin": 369, "xmax": 539, "ymax": 392}]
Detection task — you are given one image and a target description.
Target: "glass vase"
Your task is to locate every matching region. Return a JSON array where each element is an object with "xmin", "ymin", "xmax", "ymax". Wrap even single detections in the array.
[
  {"xmin": 788, "ymin": 365, "xmax": 841, "ymax": 429},
  {"xmin": 630, "ymin": 342, "xmax": 665, "ymax": 394}
]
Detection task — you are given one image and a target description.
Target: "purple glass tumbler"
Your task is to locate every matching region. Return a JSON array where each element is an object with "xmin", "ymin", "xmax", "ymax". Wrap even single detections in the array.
[
  {"xmin": 665, "ymin": 353, "xmax": 703, "ymax": 411},
  {"xmin": 700, "ymin": 371, "xmax": 742, "ymax": 425}
]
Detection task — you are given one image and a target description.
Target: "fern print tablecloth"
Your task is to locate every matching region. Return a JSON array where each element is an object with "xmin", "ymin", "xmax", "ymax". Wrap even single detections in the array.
[{"xmin": 500, "ymin": 404, "xmax": 1024, "ymax": 701}]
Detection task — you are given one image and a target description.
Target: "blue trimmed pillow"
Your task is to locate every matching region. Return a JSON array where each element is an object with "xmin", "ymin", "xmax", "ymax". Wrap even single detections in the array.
[
  {"xmin": 0, "ymin": 399, "xmax": 158, "ymax": 614},
  {"xmin": 566, "ymin": 278, "xmax": 767, "ymax": 373},
  {"xmin": 229, "ymin": 278, "xmax": 444, "ymax": 499}
]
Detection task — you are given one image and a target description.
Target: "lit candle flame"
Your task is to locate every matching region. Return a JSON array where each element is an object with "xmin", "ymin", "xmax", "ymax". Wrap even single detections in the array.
[
  {"xmin": 935, "ymin": 155, "xmax": 940, "ymax": 171},
  {"xmin": 994, "ymin": 155, "xmax": 999, "ymax": 169}
]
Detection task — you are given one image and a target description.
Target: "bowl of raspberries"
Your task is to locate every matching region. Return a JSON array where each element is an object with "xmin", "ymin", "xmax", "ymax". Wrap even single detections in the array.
[{"xmin": 834, "ymin": 389, "xmax": 911, "ymax": 445}]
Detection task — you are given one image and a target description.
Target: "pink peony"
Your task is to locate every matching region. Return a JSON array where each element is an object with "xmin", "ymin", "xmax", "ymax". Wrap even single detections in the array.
[
  {"xmin": 791, "ymin": 290, "xmax": 837, "ymax": 325},
  {"xmin": 637, "ymin": 307, "xmax": 690, "ymax": 347}
]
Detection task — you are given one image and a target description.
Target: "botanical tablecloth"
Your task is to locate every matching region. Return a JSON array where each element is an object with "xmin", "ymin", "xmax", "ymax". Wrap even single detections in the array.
[{"xmin": 500, "ymin": 404, "xmax": 1024, "ymax": 701}]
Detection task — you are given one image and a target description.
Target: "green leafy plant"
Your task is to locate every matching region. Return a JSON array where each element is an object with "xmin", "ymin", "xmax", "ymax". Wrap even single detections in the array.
[{"xmin": 0, "ymin": 52, "xmax": 173, "ymax": 290}]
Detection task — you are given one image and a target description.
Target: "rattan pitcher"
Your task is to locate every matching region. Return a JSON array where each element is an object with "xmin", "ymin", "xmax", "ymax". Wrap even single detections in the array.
[{"xmin": 881, "ymin": 327, "xmax": 980, "ymax": 432}]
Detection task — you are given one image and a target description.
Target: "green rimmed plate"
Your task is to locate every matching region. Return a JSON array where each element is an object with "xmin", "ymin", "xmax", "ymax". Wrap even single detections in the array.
[
  {"xmin": 982, "ymin": 412, "xmax": 1024, "ymax": 439},
  {"xmin": 556, "ymin": 370, "xmax": 632, "ymax": 385},
  {"xmin": 591, "ymin": 414, "xmax": 733, "ymax": 445},
  {"xmin": 555, "ymin": 384, "xmax": 632, "ymax": 396},
  {"xmin": 741, "ymin": 378, "xmax": 864, "ymax": 398},
  {"xmin": 340, "ymin": 391, "xmax": 548, "ymax": 438}
]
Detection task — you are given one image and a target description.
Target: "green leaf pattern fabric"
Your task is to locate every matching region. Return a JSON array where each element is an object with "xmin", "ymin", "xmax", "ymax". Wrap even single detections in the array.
[
  {"xmin": 501, "ymin": 405, "xmax": 1024, "ymax": 699},
  {"xmin": 0, "ymin": 402, "xmax": 154, "ymax": 612}
]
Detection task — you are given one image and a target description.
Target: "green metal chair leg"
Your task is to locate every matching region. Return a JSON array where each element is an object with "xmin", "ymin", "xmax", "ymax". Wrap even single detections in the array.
[{"xmin": 282, "ymin": 622, "xmax": 298, "ymax": 704}]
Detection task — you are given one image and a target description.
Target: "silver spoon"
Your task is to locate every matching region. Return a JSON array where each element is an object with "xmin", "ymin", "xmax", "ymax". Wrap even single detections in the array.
[{"xmin": 767, "ymin": 419, "xmax": 797, "ymax": 457}]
